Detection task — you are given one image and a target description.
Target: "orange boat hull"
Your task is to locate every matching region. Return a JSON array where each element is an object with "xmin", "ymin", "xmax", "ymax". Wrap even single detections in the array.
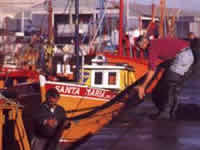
[
  {"xmin": 58, "ymin": 96, "xmax": 123, "ymax": 142},
  {"xmin": 40, "ymin": 78, "xmax": 123, "ymax": 143}
]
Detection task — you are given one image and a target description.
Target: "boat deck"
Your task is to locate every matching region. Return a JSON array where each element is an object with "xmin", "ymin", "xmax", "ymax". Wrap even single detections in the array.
[{"xmin": 75, "ymin": 69, "xmax": 200, "ymax": 150}]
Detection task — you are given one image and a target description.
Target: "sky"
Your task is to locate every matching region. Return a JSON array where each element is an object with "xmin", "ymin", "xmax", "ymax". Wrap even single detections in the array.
[
  {"xmin": 1, "ymin": 0, "xmax": 200, "ymax": 12},
  {"xmin": 132, "ymin": 0, "xmax": 200, "ymax": 12},
  {"xmin": 1, "ymin": 0, "xmax": 200, "ymax": 16},
  {"xmin": 113, "ymin": 0, "xmax": 200, "ymax": 12},
  {"xmin": 0, "ymin": 0, "xmax": 46, "ymax": 17}
]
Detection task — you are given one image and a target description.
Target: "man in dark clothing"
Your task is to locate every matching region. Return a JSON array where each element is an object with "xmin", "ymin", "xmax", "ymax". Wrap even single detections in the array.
[
  {"xmin": 187, "ymin": 32, "xmax": 200, "ymax": 74},
  {"xmin": 31, "ymin": 88, "xmax": 70, "ymax": 150},
  {"xmin": 136, "ymin": 36, "xmax": 194, "ymax": 120}
]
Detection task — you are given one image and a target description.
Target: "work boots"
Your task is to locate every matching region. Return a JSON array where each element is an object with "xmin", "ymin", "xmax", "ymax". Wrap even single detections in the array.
[
  {"xmin": 148, "ymin": 111, "xmax": 160, "ymax": 120},
  {"xmin": 149, "ymin": 110, "xmax": 171, "ymax": 120},
  {"xmin": 149, "ymin": 103, "xmax": 179, "ymax": 120}
]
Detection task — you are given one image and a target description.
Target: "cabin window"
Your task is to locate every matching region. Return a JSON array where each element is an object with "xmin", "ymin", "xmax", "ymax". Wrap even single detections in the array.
[
  {"xmin": 108, "ymin": 72, "xmax": 116, "ymax": 85},
  {"xmin": 94, "ymin": 72, "xmax": 103, "ymax": 85},
  {"xmin": 91, "ymin": 69, "xmax": 120, "ymax": 89}
]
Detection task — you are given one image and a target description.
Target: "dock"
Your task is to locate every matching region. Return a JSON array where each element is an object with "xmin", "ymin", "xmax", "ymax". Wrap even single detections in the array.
[{"xmin": 75, "ymin": 70, "xmax": 200, "ymax": 150}]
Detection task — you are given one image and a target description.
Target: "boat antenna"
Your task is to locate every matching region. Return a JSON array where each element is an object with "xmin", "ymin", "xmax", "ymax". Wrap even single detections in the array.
[{"xmin": 74, "ymin": 0, "xmax": 80, "ymax": 82}]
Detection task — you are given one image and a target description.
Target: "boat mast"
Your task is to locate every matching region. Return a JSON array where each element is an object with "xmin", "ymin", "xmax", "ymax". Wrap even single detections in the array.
[
  {"xmin": 2, "ymin": 17, "xmax": 8, "ymax": 51},
  {"xmin": 118, "ymin": 0, "xmax": 124, "ymax": 56},
  {"xmin": 98, "ymin": 0, "xmax": 104, "ymax": 52},
  {"xmin": 44, "ymin": 0, "xmax": 54, "ymax": 72},
  {"xmin": 74, "ymin": 0, "xmax": 80, "ymax": 81},
  {"xmin": 159, "ymin": 0, "xmax": 166, "ymax": 38},
  {"xmin": 152, "ymin": 2, "xmax": 155, "ymax": 23},
  {"xmin": 48, "ymin": 0, "xmax": 53, "ymax": 44},
  {"xmin": 145, "ymin": 1, "xmax": 156, "ymax": 37},
  {"xmin": 167, "ymin": 11, "xmax": 177, "ymax": 37}
]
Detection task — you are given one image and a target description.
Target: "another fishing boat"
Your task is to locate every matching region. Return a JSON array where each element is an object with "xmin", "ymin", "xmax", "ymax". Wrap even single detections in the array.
[
  {"xmin": 0, "ymin": 54, "xmax": 39, "ymax": 89},
  {"xmin": 0, "ymin": 19, "xmax": 39, "ymax": 89}
]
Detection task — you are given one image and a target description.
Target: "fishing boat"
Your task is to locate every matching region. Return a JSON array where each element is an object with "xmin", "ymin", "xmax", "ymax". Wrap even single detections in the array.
[
  {"xmin": 38, "ymin": 0, "xmax": 159, "ymax": 146},
  {"xmin": 0, "ymin": 19, "xmax": 39, "ymax": 89},
  {"xmin": 39, "ymin": 59, "xmax": 137, "ymax": 142},
  {"xmin": 0, "ymin": 53, "xmax": 39, "ymax": 89}
]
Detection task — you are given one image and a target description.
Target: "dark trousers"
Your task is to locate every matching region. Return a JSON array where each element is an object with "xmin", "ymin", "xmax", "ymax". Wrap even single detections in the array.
[
  {"xmin": 31, "ymin": 136, "xmax": 61, "ymax": 150},
  {"xmin": 151, "ymin": 69, "xmax": 188, "ymax": 115}
]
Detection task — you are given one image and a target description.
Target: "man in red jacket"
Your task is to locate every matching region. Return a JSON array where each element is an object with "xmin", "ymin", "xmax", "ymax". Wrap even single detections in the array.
[{"xmin": 136, "ymin": 36, "xmax": 194, "ymax": 120}]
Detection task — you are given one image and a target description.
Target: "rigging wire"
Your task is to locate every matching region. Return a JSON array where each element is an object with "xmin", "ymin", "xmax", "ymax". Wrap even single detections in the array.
[
  {"xmin": 60, "ymin": 0, "xmax": 74, "ymax": 35},
  {"xmin": 88, "ymin": 1, "xmax": 114, "ymax": 52},
  {"xmin": 36, "ymin": 0, "xmax": 49, "ymax": 35}
]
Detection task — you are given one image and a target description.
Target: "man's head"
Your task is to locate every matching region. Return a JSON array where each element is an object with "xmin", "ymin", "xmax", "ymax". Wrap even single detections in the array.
[
  {"xmin": 188, "ymin": 32, "xmax": 196, "ymax": 40},
  {"xmin": 136, "ymin": 35, "xmax": 150, "ymax": 50},
  {"xmin": 46, "ymin": 88, "xmax": 60, "ymax": 106}
]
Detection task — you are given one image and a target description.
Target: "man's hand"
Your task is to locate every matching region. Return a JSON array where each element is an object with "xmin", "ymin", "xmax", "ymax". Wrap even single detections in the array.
[
  {"xmin": 63, "ymin": 120, "xmax": 71, "ymax": 129},
  {"xmin": 45, "ymin": 119, "xmax": 58, "ymax": 128},
  {"xmin": 136, "ymin": 69, "xmax": 156, "ymax": 99},
  {"xmin": 136, "ymin": 85, "xmax": 146, "ymax": 100}
]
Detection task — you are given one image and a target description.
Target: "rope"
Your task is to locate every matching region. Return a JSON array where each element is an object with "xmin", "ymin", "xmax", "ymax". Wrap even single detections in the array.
[
  {"xmin": 68, "ymin": 74, "xmax": 146, "ymax": 121},
  {"xmin": 61, "ymin": 74, "xmax": 146, "ymax": 139}
]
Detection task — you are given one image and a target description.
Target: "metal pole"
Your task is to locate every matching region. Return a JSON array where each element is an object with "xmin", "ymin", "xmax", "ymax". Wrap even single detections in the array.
[{"xmin": 75, "ymin": 0, "xmax": 80, "ymax": 82}]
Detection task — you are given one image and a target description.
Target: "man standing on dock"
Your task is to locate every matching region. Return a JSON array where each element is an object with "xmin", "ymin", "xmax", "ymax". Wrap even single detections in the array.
[
  {"xmin": 135, "ymin": 36, "xmax": 194, "ymax": 120},
  {"xmin": 31, "ymin": 88, "xmax": 70, "ymax": 150}
]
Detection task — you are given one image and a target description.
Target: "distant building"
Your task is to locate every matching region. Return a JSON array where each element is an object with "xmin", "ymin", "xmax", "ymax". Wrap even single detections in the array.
[
  {"xmin": 29, "ymin": 0, "xmax": 118, "ymax": 44},
  {"xmin": 2, "ymin": 0, "xmax": 200, "ymax": 43},
  {"xmin": 126, "ymin": 2, "xmax": 200, "ymax": 38}
]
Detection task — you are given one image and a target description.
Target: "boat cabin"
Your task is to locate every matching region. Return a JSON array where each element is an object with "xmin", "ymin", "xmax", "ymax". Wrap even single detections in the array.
[{"xmin": 81, "ymin": 55, "xmax": 136, "ymax": 91}]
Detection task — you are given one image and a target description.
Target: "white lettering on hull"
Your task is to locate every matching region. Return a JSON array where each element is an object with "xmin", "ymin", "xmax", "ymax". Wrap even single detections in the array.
[
  {"xmin": 47, "ymin": 84, "xmax": 113, "ymax": 99},
  {"xmin": 55, "ymin": 85, "xmax": 80, "ymax": 95},
  {"xmin": 86, "ymin": 88, "xmax": 105, "ymax": 98}
]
